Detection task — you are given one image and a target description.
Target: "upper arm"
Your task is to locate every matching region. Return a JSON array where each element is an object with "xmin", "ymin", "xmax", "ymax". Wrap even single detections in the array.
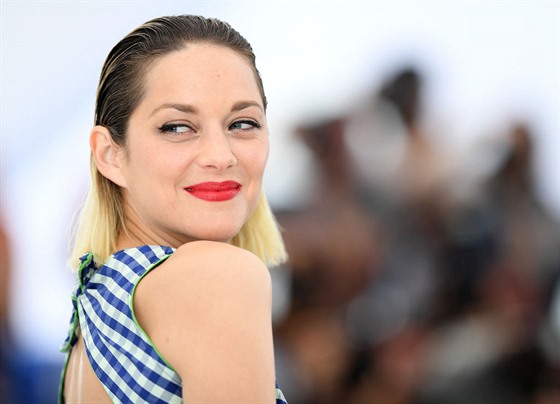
[{"xmin": 134, "ymin": 241, "xmax": 276, "ymax": 403}]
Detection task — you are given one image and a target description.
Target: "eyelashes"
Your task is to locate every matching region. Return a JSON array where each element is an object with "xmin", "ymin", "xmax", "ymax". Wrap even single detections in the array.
[
  {"xmin": 228, "ymin": 119, "xmax": 262, "ymax": 131},
  {"xmin": 158, "ymin": 123, "xmax": 191, "ymax": 134},
  {"xmin": 158, "ymin": 119, "xmax": 262, "ymax": 135}
]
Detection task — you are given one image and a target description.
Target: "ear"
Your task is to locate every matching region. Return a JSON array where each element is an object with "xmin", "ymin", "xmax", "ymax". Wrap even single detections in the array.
[{"xmin": 90, "ymin": 125, "xmax": 128, "ymax": 188}]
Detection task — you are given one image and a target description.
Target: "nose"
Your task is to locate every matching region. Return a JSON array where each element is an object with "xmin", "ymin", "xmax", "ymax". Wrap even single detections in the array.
[{"xmin": 197, "ymin": 129, "xmax": 237, "ymax": 170}]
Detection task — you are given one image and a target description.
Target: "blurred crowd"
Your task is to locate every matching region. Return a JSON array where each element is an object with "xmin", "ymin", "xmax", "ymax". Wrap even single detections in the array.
[{"xmin": 272, "ymin": 67, "xmax": 560, "ymax": 404}]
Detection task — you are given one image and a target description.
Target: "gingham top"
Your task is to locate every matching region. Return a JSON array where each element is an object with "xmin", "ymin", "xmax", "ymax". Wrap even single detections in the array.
[{"xmin": 59, "ymin": 245, "xmax": 288, "ymax": 403}]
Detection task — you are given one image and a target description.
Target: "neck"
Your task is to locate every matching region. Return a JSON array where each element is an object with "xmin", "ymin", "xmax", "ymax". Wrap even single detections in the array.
[{"xmin": 116, "ymin": 214, "xmax": 183, "ymax": 251}]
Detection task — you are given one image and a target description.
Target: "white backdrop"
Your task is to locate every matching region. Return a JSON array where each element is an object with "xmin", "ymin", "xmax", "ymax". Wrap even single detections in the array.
[{"xmin": 1, "ymin": 0, "xmax": 558, "ymax": 361}]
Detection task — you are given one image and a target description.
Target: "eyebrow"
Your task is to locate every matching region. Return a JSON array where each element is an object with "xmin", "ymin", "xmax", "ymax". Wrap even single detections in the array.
[
  {"xmin": 150, "ymin": 100, "xmax": 263, "ymax": 117},
  {"xmin": 150, "ymin": 103, "xmax": 198, "ymax": 117},
  {"xmin": 230, "ymin": 101, "xmax": 264, "ymax": 113}
]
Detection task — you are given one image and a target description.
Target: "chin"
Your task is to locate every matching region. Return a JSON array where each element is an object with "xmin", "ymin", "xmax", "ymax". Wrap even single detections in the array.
[{"xmin": 189, "ymin": 226, "xmax": 244, "ymax": 244}]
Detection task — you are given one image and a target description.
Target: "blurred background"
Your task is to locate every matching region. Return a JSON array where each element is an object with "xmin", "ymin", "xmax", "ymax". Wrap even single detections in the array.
[{"xmin": 1, "ymin": 1, "xmax": 559, "ymax": 403}]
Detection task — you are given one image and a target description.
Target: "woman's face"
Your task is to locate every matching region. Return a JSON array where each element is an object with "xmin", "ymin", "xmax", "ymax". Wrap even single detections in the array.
[{"xmin": 117, "ymin": 44, "xmax": 269, "ymax": 247}]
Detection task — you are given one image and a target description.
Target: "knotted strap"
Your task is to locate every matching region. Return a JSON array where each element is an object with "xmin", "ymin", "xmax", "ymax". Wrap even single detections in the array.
[{"xmin": 60, "ymin": 252, "xmax": 95, "ymax": 352}]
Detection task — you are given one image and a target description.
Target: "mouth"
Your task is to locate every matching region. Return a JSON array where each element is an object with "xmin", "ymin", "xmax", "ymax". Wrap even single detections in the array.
[{"xmin": 184, "ymin": 181, "xmax": 242, "ymax": 202}]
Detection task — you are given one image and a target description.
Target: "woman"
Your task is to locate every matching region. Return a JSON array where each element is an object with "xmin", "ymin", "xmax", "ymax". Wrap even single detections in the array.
[{"xmin": 59, "ymin": 15, "xmax": 288, "ymax": 403}]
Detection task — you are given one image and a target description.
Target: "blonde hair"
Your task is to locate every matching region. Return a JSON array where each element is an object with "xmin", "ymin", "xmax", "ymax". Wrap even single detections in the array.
[{"xmin": 70, "ymin": 15, "xmax": 286, "ymax": 268}]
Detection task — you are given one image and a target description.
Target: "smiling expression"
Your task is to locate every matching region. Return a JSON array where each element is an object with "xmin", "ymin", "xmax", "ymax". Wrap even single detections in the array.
[{"xmin": 115, "ymin": 43, "xmax": 270, "ymax": 247}]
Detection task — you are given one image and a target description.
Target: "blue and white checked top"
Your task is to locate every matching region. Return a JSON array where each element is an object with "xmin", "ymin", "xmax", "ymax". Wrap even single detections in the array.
[{"xmin": 59, "ymin": 245, "xmax": 288, "ymax": 403}]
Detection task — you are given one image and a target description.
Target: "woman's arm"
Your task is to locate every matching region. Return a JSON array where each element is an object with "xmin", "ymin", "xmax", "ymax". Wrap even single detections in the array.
[{"xmin": 134, "ymin": 240, "xmax": 276, "ymax": 403}]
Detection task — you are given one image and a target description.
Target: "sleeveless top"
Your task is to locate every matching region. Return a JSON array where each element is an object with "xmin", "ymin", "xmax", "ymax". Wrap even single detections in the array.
[{"xmin": 59, "ymin": 245, "xmax": 288, "ymax": 404}]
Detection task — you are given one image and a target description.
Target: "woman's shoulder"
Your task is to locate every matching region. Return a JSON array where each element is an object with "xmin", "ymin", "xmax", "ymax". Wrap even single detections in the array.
[
  {"xmin": 168, "ymin": 240, "xmax": 272, "ymax": 288},
  {"xmin": 134, "ymin": 241, "xmax": 276, "ymax": 399},
  {"xmin": 133, "ymin": 239, "xmax": 272, "ymax": 332},
  {"xmin": 136, "ymin": 240, "xmax": 271, "ymax": 309},
  {"xmin": 174, "ymin": 240, "xmax": 267, "ymax": 269},
  {"xmin": 133, "ymin": 239, "xmax": 273, "ymax": 340}
]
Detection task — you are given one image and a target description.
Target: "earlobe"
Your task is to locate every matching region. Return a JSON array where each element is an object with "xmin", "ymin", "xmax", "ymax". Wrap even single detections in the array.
[{"xmin": 90, "ymin": 125, "xmax": 127, "ymax": 187}]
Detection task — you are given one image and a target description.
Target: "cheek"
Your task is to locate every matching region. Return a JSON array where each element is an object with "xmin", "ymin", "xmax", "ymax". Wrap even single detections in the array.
[
  {"xmin": 252, "ymin": 151, "xmax": 268, "ymax": 176},
  {"xmin": 131, "ymin": 143, "xmax": 191, "ymax": 179},
  {"xmin": 246, "ymin": 140, "xmax": 270, "ymax": 176}
]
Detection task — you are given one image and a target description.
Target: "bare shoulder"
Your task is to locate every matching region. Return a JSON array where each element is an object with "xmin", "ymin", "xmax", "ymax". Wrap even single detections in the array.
[
  {"xmin": 138, "ymin": 241, "xmax": 271, "ymax": 301},
  {"xmin": 134, "ymin": 241, "xmax": 276, "ymax": 402},
  {"xmin": 175, "ymin": 240, "xmax": 271, "ymax": 284},
  {"xmin": 135, "ymin": 241, "xmax": 272, "ymax": 326}
]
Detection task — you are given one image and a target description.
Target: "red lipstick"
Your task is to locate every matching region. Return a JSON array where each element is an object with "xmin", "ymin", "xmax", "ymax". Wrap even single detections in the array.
[{"xmin": 184, "ymin": 181, "xmax": 242, "ymax": 201}]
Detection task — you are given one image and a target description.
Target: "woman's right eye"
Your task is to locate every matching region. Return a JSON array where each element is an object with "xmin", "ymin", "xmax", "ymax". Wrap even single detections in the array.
[{"xmin": 158, "ymin": 123, "xmax": 193, "ymax": 134}]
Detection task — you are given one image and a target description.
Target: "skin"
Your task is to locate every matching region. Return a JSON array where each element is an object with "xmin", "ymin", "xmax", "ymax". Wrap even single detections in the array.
[{"xmin": 64, "ymin": 44, "xmax": 276, "ymax": 403}]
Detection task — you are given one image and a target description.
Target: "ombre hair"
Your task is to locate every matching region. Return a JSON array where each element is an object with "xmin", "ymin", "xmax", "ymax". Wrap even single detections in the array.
[{"xmin": 70, "ymin": 15, "xmax": 287, "ymax": 268}]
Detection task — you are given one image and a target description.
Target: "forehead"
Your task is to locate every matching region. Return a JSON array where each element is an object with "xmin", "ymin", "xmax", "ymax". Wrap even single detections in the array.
[{"xmin": 140, "ymin": 44, "xmax": 262, "ymax": 107}]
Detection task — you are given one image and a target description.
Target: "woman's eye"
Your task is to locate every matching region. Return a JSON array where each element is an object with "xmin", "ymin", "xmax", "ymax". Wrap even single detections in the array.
[
  {"xmin": 158, "ymin": 123, "xmax": 192, "ymax": 134},
  {"xmin": 229, "ymin": 120, "xmax": 261, "ymax": 131}
]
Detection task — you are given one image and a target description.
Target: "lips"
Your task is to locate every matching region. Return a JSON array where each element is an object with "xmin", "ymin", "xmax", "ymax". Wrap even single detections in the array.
[{"xmin": 184, "ymin": 181, "xmax": 242, "ymax": 201}]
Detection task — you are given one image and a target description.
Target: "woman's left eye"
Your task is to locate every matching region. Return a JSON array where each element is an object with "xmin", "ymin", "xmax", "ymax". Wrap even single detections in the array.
[
  {"xmin": 158, "ymin": 123, "xmax": 192, "ymax": 134},
  {"xmin": 229, "ymin": 120, "xmax": 261, "ymax": 131}
]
